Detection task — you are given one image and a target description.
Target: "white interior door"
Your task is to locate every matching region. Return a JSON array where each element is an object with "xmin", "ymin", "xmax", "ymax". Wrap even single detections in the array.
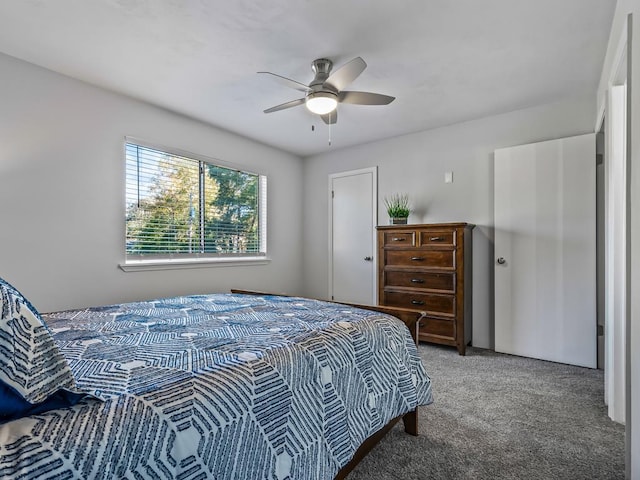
[
  {"xmin": 494, "ymin": 134, "xmax": 596, "ymax": 368},
  {"xmin": 329, "ymin": 168, "xmax": 377, "ymax": 305}
]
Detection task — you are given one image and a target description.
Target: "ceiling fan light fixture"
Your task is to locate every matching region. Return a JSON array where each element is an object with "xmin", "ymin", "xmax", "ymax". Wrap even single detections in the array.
[
  {"xmin": 305, "ymin": 91, "xmax": 338, "ymax": 115},
  {"xmin": 260, "ymin": 56, "xmax": 393, "ymax": 124}
]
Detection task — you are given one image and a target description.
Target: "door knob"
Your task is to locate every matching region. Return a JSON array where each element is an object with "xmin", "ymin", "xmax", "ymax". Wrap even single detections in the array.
[
  {"xmin": 364, "ymin": 256, "xmax": 373, "ymax": 261},
  {"xmin": 497, "ymin": 257, "xmax": 506, "ymax": 265}
]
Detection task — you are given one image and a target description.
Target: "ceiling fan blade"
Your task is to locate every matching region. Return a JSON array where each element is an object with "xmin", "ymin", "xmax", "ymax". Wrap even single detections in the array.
[
  {"xmin": 338, "ymin": 91, "xmax": 395, "ymax": 105},
  {"xmin": 324, "ymin": 57, "xmax": 367, "ymax": 91},
  {"xmin": 258, "ymin": 71, "xmax": 311, "ymax": 92},
  {"xmin": 263, "ymin": 98, "xmax": 306, "ymax": 114},
  {"xmin": 321, "ymin": 110, "xmax": 338, "ymax": 125}
]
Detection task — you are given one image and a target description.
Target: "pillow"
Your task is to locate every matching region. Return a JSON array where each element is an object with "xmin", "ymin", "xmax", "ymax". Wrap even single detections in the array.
[{"xmin": 0, "ymin": 277, "xmax": 86, "ymax": 423}]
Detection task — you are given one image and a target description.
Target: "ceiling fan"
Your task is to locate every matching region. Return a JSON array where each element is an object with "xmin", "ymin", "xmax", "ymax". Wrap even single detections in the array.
[{"xmin": 258, "ymin": 57, "xmax": 395, "ymax": 125}]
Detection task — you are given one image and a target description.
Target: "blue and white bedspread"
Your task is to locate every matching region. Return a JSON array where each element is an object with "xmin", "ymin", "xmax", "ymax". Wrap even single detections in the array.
[{"xmin": 0, "ymin": 294, "xmax": 432, "ymax": 480}]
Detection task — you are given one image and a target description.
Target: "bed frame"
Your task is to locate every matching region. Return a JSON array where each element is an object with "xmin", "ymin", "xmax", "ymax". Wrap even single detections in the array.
[{"xmin": 230, "ymin": 289, "xmax": 427, "ymax": 479}]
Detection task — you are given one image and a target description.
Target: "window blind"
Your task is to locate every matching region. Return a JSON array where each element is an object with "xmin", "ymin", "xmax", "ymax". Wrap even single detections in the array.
[{"xmin": 125, "ymin": 142, "xmax": 266, "ymax": 259}]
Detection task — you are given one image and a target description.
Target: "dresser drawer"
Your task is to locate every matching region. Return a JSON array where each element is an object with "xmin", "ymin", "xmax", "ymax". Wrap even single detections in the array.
[
  {"xmin": 382, "ymin": 231, "xmax": 416, "ymax": 247},
  {"xmin": 384, "ymin": 270, "xmax": 455, "ymax": 292},
  {"xmin": 420, "ymin": 316, "xmax": 455, "ymax": 339},
  {"xmin": 384, "ymin": 249, "xmax": 455, "ymax": 268},
  {"xmin": 383, "ymin": 290, "xmax": 455, "ymax": 316},
  {"xmin": 418, "ymin": 230, "xmax": 455, "ymax": 246}
]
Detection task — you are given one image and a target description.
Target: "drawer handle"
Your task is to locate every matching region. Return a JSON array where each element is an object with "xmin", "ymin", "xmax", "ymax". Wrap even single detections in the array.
[
  {"xmin": 430, "ymin": 236, "xmax": 444, "ymax": 241},
  {"xmin": 411, "ymin": 300, "xmax": 425, "ymax": 305},
  {"xmin": 411, "ymin": 278, "xmax": 425, "ymax": 284},
  {"xmin": 410, "ymin": 256, "xmax": 425, "ymax": 261},
  {"xmin": 392, "ymin": 237, "xmax": 406, "ymax": 241}
]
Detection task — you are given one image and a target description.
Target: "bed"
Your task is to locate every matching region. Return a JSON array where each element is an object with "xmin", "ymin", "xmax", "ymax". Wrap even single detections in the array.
[{"xmin": 0, "ymin": 279, "xmax": 432, "ymax": 480}]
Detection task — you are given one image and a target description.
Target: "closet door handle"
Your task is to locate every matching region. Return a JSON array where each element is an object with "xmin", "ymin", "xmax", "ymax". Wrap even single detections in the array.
[
  {"xmin": 410, "ymin": 257, "xmax": 424, "ymax": 261},
  {"xmin": 411, "ymin": 300, "xmax": 425, "ymax": 305},
  {"xmin": 411, "ymin": 278, "xmax": 425, "ymax": 284}
]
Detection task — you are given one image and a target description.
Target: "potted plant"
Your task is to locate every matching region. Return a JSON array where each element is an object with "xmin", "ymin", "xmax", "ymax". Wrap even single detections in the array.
[{"xmin": 384, "ymin": 193, "xmax": 411, "ymax": 224}]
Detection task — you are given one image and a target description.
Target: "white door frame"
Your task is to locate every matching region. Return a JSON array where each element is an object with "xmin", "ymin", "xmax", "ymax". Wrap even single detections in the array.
[
  {"xmin": 604, "ymin": 85, "xmax": 627, "ymax": 424},
  {"xmin": 328, "ymin": 167, "xmax": 378, "ymax": 303},
  {"xmin": 596, "ymin": 17, "xmax": 629, "ymax": 425}
]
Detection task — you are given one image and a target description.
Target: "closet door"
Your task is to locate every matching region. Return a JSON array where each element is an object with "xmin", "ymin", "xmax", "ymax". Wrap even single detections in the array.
[{"xmin": 494, "ymin": 134, "xmax": 596, "ymax": 368}]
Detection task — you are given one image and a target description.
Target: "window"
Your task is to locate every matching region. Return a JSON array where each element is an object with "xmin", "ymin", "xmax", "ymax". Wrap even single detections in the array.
[{"xmin": 124, "ymin": 139, "xmax": 267, "ymax": 268}]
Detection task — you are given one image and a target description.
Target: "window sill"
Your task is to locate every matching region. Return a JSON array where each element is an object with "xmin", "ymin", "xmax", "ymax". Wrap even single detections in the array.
[{"xmin": 119, "ymin": 257, "xmax": 271, "ymax": 272}]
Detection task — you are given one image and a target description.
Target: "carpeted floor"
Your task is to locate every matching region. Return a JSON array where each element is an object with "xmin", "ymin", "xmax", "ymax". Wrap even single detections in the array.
[{"xmin": 347, "ymin": 344, "xmax": 625, "ymax": 480}]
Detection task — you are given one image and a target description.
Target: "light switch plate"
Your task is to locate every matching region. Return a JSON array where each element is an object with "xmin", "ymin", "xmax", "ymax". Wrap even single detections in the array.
[{"xmin": 445, "ymin": 171, "xmax": 453, "ymax": 183}]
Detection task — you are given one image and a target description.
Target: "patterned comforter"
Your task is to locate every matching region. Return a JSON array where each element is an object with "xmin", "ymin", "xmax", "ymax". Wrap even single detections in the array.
[{"xmin": 0, "ymin": 294, "xmax": 432, "ymax": 480}]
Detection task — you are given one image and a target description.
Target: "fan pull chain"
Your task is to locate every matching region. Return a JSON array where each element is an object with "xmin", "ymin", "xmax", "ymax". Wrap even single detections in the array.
[{"xmin": 328, "ymin": 112, "xmax": 332, "ymax": 146}]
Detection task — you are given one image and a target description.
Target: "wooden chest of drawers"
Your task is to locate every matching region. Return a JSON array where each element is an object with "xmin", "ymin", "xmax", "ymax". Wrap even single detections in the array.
[{"xmin": 377, "ymin": 223, "xmax": 474, "ymax": 355}]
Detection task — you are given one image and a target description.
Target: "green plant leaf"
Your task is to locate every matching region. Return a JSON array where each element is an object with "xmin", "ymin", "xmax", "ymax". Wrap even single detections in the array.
[{"xmin": 384, "ymin": 193, "xmax": 411, "ymax": 218}]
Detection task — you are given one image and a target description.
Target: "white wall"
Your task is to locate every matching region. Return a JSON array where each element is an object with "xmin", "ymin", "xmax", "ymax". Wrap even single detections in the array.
[
  {"xmin": 597, "ymin": 1, "xmax": 640, "ymax": 476},
  {"xmin": 301, "ymin": 96, "xmax": 595, "ymax": 350},
  {"xmin": 0, "ymin": 52, "xmax": 304, "ymax": 313}
]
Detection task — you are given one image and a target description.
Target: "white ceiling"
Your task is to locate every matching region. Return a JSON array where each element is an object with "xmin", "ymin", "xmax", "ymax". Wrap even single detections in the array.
[{"xmin": 0, "ymin": 1, "xmax": 615, "ymax": 157}]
